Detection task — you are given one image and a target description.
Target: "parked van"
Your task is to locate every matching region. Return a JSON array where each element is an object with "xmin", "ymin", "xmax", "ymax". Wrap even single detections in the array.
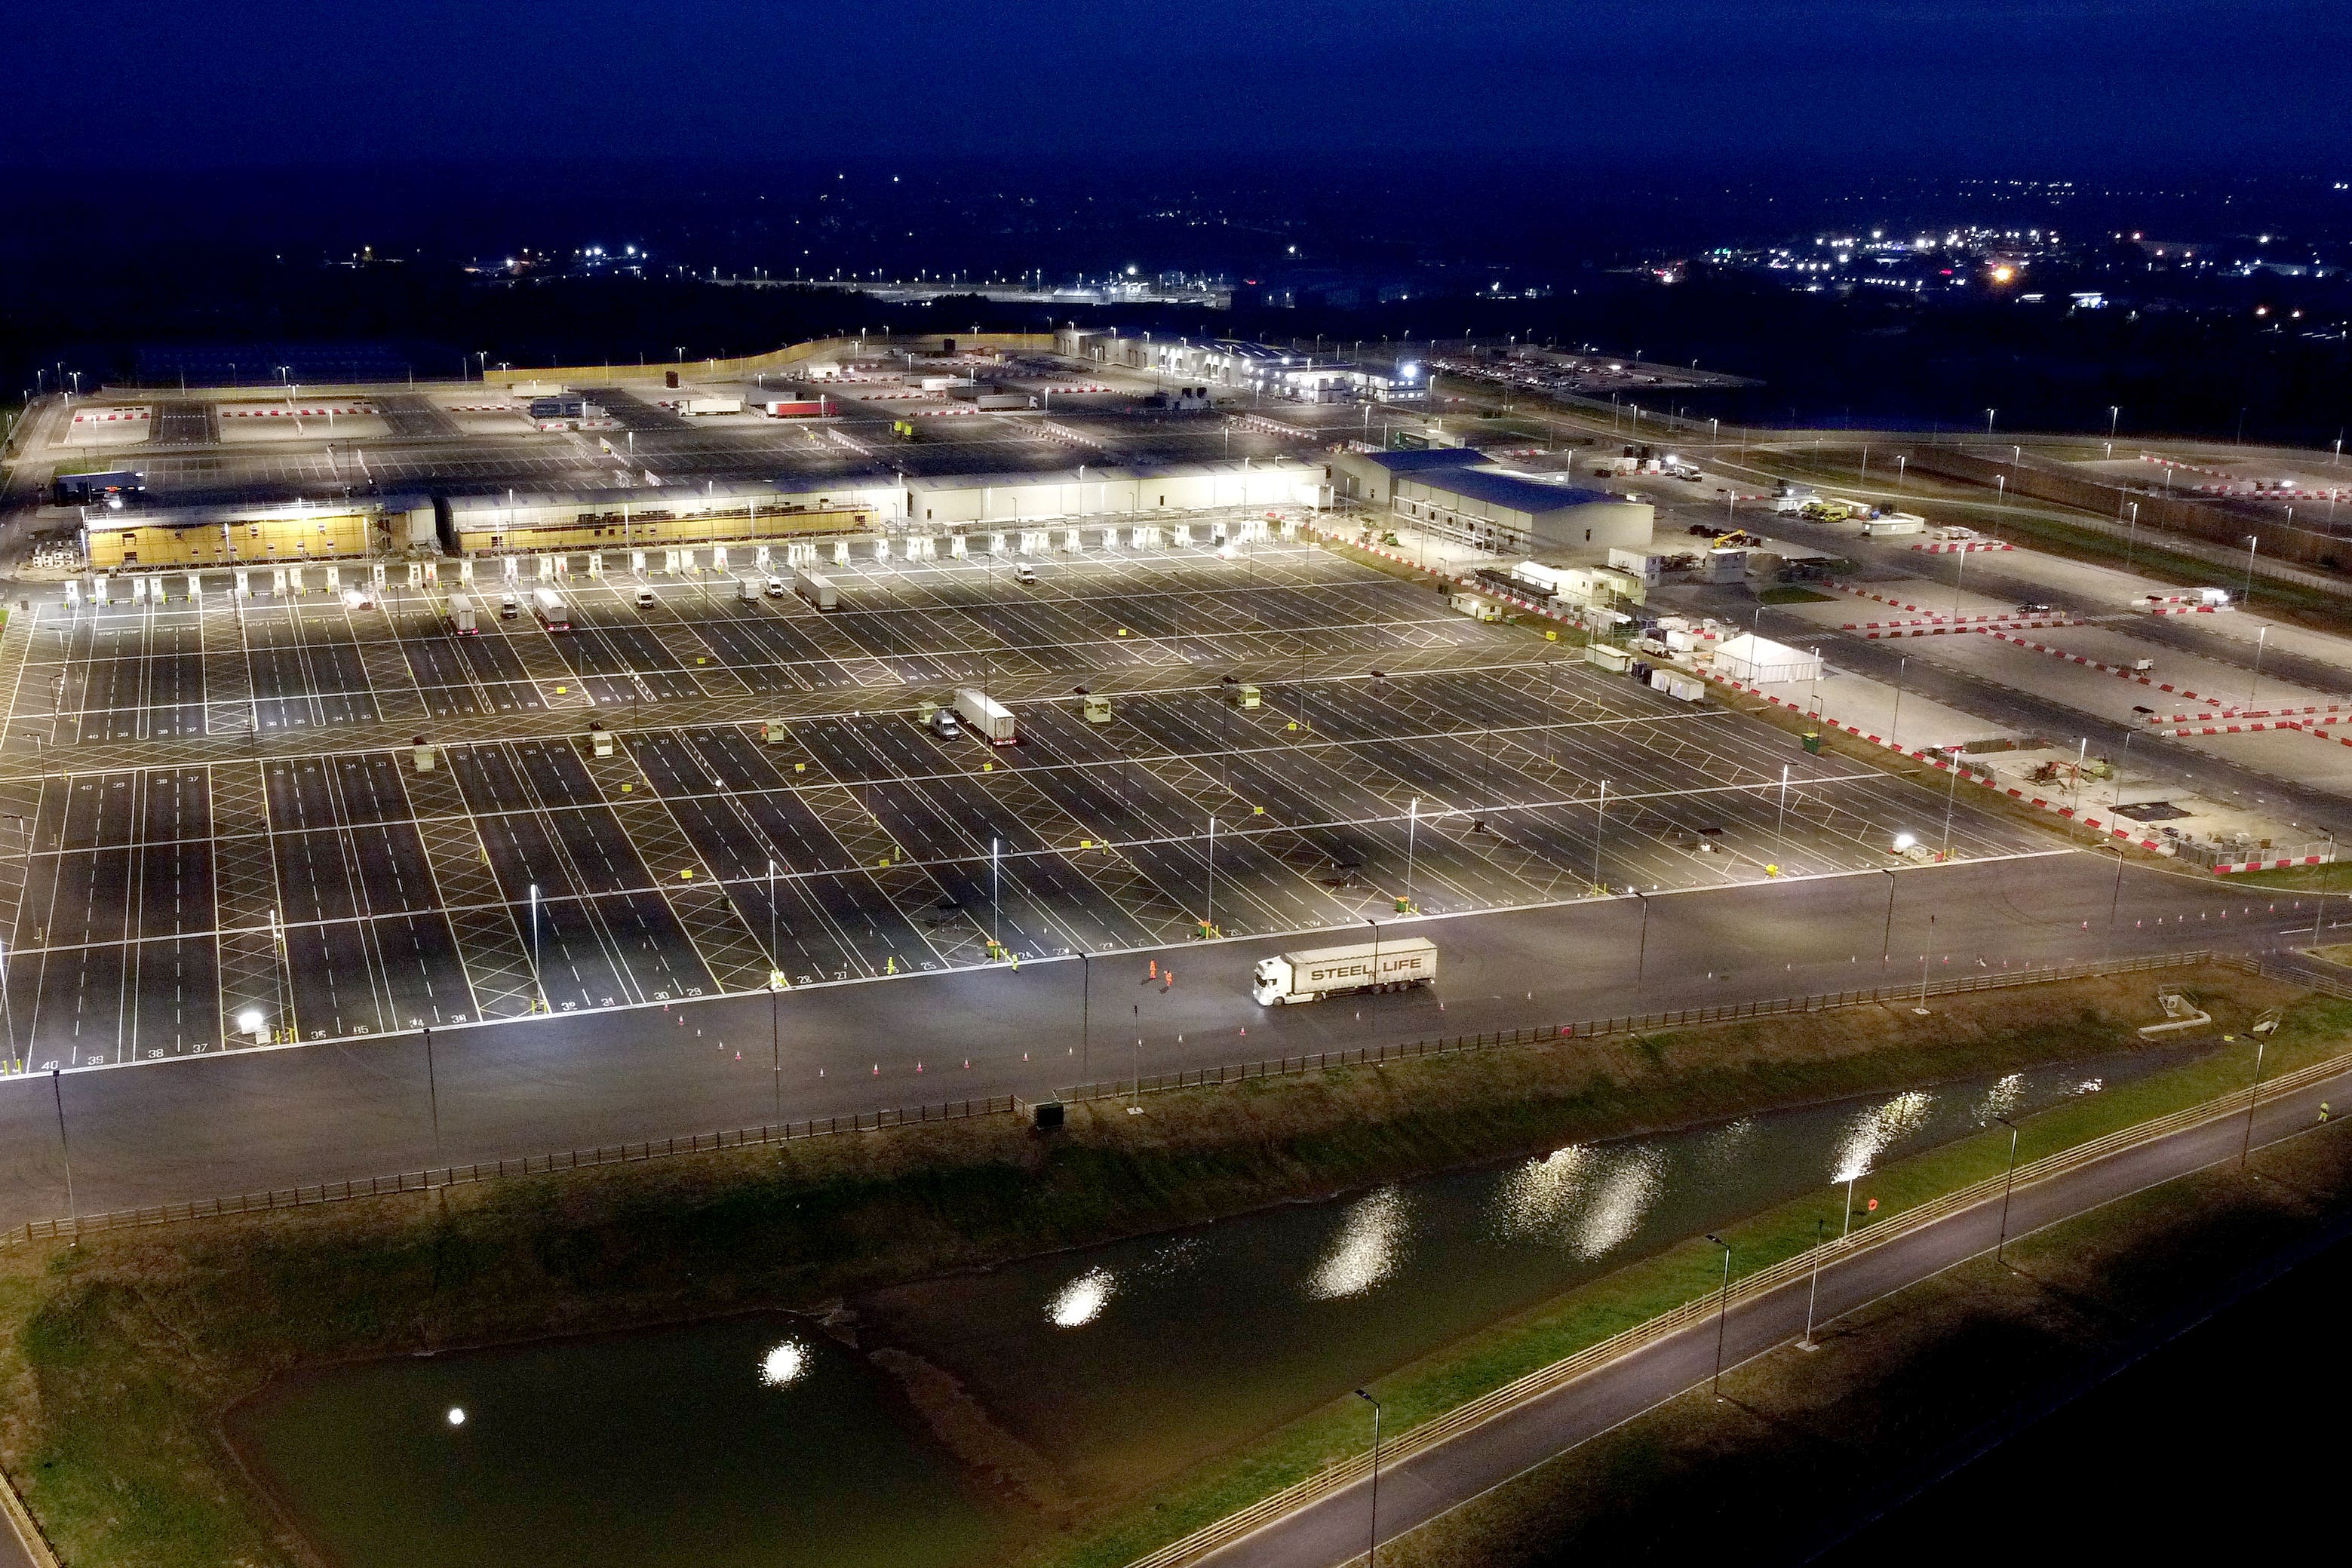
[
  {"xmin": 635, "ymin": 587, "xmax": 656, "ymax": 608},
  {"xmin": 766, "ymin": 575, "xmax": 788, "ymax": 598},
  {"xmin": 500, "ymin": 591, "xmax": 520, "ymax": 620},
  {"xmin": 1015, "ymin": 563, "xmax": 1038, "ymax": 585}
]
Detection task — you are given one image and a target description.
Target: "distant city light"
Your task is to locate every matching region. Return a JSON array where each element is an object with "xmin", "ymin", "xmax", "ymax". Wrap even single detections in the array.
[{"xmin": 446, "ymin": 1407, "xmax": 466, "ymax": 1427}]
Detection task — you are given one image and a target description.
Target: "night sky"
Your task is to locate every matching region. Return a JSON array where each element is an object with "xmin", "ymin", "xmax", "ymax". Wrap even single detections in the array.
[{"xmin": 14, "ymin": 0, "xmax": 2352, "ymax": 171}]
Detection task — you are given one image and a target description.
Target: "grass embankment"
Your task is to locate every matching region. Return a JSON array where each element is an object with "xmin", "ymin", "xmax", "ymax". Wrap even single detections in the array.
[
  {"xmin": 0, "ymin": 967, "xmax": 2330, "ymax": 1568},
  {"xmin": 1372, "ymin": 1082, "xmax": 2352, "ymax": 1567}
]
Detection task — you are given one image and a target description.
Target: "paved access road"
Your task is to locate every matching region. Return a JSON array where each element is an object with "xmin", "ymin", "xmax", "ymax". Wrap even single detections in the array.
[
  {"xmin": 0, "ymin": 851, "xmax": 2326, "ymax": 1229},
  {"xmin": 1201, "ymin": 1050, "xmax": 2352, "ymax": 1568}
]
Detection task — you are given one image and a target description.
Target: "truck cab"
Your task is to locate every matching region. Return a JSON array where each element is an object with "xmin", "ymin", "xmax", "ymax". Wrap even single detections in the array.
[{"xmin": 1251, "ymin": 956, "xmax": 1293, "ymax": 1006}]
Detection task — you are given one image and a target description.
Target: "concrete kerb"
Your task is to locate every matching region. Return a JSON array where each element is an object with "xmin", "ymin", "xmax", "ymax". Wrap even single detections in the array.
[{"xmin": 1126, "ymin": 1007, "xmax": 2352, "ymax": 1568}]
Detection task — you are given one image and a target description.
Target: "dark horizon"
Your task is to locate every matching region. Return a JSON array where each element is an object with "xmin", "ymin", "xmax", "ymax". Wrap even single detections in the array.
[{"xmin": 15, "ymin": 0, "xmax": 2352, "ymax": 172}]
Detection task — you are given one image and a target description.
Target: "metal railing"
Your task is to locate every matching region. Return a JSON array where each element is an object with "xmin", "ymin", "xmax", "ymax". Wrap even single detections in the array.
[
  {"xmin": 1, "ymin": 1095, "xmax": 1018, "ymax": 1248},
  {"xmin": 1123, "ymin": 1026, "xmax": 2352, "ymax": 1568},
  {"xmin": 1059, "ymin": 951, "xmax": 2217, "ymax": 1103}
]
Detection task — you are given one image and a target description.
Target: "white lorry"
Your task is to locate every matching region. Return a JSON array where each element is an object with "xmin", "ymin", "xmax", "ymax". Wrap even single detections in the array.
[
  {"xmin": 1253, "ymin": 937, "xmax": 1438, "ymax": 1005},
  {"xmin": 447, "ymin": 593, "xmax": 478, "ymax": 635},
  {"xmin": 738, "ymin": 575, "xmax": 761, "ymax": 603},
  {"xmin": 533, "ymin": 588, "xmax": 570, "ymax": 630},
  {"xmin": 680, "ymin": 397, "xmax": 743, "ymax": 416},
  {"xmin": 793, "ymin": 569, "xmax": 838, "ymax": 610},
  {"xmin": 952, "ymin": 686, "xmax": 1017, "ymax": 746}
]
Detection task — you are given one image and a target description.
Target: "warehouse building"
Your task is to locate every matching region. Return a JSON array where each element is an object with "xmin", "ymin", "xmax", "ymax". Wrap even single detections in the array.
[
  {"xmin": 1325, "ymin": 446, "xmax": 1481, "ymax": 508},
  {"xmin": 904, "ymin": 459, "xmax": 1315, "ymax": 525},
  {"xmin": 434, "ymin": 480, "xmax": 886, "ymax": 556},
  {"xmin": 81, "ymin": 496, "xmax": 428, "ymax": 571},
  {"xmin": 1392, "ymin": 468, "xmax": 1653, "ymax": 554}
]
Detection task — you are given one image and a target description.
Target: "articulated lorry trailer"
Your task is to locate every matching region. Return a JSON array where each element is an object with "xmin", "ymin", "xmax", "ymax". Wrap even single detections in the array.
[
  {"xmin": 952, "ymin": 686, "xmax": 1017, "ymax": 745},
  {"xmin": 1252, "ymin": 937, "xmax": 1437, "ymax": 1005},
  {"xmin": 793, "ymin": 569, "xmax": 838, "ymax": 610}
]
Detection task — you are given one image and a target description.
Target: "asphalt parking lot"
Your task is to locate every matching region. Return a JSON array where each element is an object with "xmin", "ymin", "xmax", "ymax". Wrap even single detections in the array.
[{"xmin": 0, "ymin": 544, "xmax": 2046, "ymax": 1071}]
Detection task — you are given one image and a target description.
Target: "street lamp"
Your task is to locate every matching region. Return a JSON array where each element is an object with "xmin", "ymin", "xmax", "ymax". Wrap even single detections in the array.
[
  {"xmin": 1705, "ymin": 1233, "xmax": 1733, "ymax": 1398},
  {"xmin": 1993, "ymin": 1114, "xmax": 2020, "ymax": 1266},
  {"xmin": 1356, "ymin": 1389, "xmax": 1384, "ymax": 1568}
]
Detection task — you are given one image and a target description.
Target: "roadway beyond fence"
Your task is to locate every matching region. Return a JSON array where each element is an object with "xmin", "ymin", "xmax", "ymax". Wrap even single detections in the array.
[{"xmin": 8, "ymin": 950, "xmax": 2303, "ymax": 1250}]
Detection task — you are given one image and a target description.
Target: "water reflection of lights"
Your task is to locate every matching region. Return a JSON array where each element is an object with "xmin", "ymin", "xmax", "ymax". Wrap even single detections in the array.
[
  {"xmin": 1973, "ymin": 1073, "xmax": 2025, "ymax": 1125},
  {"xmin": 1497, "ymin": 1146, "xmax": 1594, "ymax": 1238},
  {"xmin": 1573, "ymin": 1152, "xmax": 1661, "ymax": 1260},
  {"xmin": 760, "ymin": 1340, "xmax": 810, "ymax": 1388},
  {"xmin": 1831, "ymin": 1090, "xmax": 1934, "ymax": 1183},
  {"xmin": 1305, "ymin": 1187, "xmax": 1409, "ymax": 1300},
  {"xmin": 1048, "ymin": 1269, "xmax": 1115, "ymax": 1328},
  {"xmin": 1493, "ymin": 1145, "xmax": 1663, "ymax": 1260}
]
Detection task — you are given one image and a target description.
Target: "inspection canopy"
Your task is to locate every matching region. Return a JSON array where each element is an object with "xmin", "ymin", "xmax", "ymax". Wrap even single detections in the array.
[{"xmin": 1713, "ymin": 631, "xmax": 1822, "ymax": 686}]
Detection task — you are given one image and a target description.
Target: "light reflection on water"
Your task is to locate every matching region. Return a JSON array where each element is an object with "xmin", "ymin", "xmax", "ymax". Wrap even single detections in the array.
[
  {"xmin": 1831, "ymin": 1089, "xmax": 1935, "ymax": 1183},
  {"xmin": 1049, "ymin": 1269, "xmax": 1113, "ymax": 1328},
  {"xmin": 1304, "ymin": 1186, "xmax": 1411, "ymax": 1300}
]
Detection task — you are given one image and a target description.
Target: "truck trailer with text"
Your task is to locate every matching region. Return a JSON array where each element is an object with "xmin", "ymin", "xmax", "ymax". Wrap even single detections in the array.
[{"xmin": 1252, "ymin": 937, "xmax": 1438, "ymax": 1005}]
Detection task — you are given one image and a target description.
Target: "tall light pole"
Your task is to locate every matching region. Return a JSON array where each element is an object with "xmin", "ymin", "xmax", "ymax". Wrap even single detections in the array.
[
  {"xmin": 2241, "ymin": 1036, "xmax": 2268, "ymax": 1169},
  {"xmin": 1356, "ymin": 1389, "xmax": 1383, "ymax": 1568},
  {"xmin": 1799, "ymin": 1217, "xmax": 1826, "ymax": 1351},
  {"xmin": 1880, "ymin": 867, "xmax": 1897, "ymax": 971},
  {"xmin": 2242, "ymin": 535, "xmax": 2259, "ymax": 608},
  {"xmin": 1993, "ymin": 1114, "xmax": 2020, "ymax": 1266},
  {"xmin": 1705, "ymin": 1233, "xmax": 1732, "ymax": 1398},
  {"xmin": 423, "ymin": 1026, "xmax": 441, "ymax": 1169},
  {"xmin": 51, "ymin": 1067, "xmax": 75, "ymax": 1226},
  {"xmin": 2250, "ymin": 624, "xmax": 2269, "ymax": 707},
  {"xmin": 1402, "ymin": 797, "xmax": 1418, "ymax": 913},
  {"xmin": 1204, "ymin": 815, "xmax": 1217, "ymax": 934},
  {"xmin": 1633, "ymin": 889, "xmax": 1650, "ymax": 1003},
  {"xmin": 1591, "ymin": 780, "xmax": 1608, "ymax": 891},
  {"xmin": 528, "ymin": 883, "xmax": 542, "ymax": 1010}
]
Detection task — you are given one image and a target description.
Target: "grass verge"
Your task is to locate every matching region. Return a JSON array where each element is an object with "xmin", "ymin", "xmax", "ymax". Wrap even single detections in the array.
[{"xmin": 0, "ymin": 967, "xmax": 2332, "ymax": 1568}]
